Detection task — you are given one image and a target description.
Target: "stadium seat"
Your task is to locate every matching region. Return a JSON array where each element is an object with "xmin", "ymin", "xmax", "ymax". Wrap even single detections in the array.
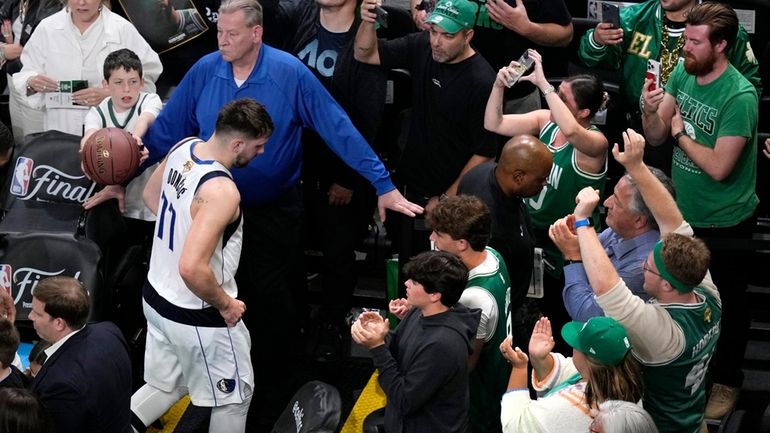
[
  {"xmin": 271, "ymin": 381, "xmax": 341, "ymax": 433},
  {"xmin": 0, "ymin": 130, "xmax": 141, "ymax": 324}
]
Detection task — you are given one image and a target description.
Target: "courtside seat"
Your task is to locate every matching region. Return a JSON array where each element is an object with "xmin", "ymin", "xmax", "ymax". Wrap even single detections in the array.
[{"xmin": 0, "ymin": 130, "xmax": 140, "ymax": 324}]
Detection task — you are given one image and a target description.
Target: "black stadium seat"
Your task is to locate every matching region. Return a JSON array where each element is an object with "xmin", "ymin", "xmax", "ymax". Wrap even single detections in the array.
[{"xmin": 0, "ymin": 130, "xmax": 140, "ymax": 324}]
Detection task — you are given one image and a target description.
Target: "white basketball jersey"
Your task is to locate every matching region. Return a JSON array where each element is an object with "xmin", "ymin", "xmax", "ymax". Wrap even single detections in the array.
[{"xmin": 147, "ymin": 138, "xmax": 243, "ymax": 310}]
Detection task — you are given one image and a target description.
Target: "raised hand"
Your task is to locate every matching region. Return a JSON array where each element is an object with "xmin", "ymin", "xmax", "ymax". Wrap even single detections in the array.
[
  {"xmin": 500, "ymin": 336, "xmax": 529, "ymax": 369},
  {"xmin": 487, "ymin": 0, "xmax": 531, "ymax": 34},
  {"xmin": 518, "ymin": 50, "xmax": 548, "ymax": 89},
  {"xmin": 574, "ymin": 187, "xmax": 601, "ymax": 220},
  {"xmin": 388, "ymin": 298, "xmax": 412, "ymax": 320},
  {"xmin": 641, "ymin": 78, "xmax": 665, "ymax": 115},
  {"xmin": 528, "ymin": 317, "xmax": 555, "ymax": 361},
  {"xmin": 611, "ymin": 128, "xmax": 646, "ymax": 170},
  {"xmin": 593, "ymin": 22, "xmax": 623, "ymax": 45}
]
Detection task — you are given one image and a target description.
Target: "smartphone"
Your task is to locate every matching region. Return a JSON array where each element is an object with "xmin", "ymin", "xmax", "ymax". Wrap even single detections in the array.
[
  {"xmin": 506, "ymin": 51, "xmax": 535, "ymax": 88},
  {"xmin": 601, "ymin": 3, "xmax": 620, "ymax": 29},
  {"xmin": 646, "ymin": 59, "xmax": 661, "ymax": 91},
  {"xmin": 374, "ymin": 5, "xmax": 389, "ymax": 29},
  {"xmin": 414, "ymin": 0, "xmax": 435, "ymax": 13}
]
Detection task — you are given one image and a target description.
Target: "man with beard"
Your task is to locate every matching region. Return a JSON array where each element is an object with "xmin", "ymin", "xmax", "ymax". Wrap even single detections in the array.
[
  {"xmin": 132, "ymin": 99, "xmax": 274, "ymax": 433},
  {"xmin": 354, "ymin": 0, "xmax": 497, "ymax": 257},
  {"xmin": 578, "ymin": 0, "xmax": 759, "ymax": 169},
  {"xmin": 642, "ymin": 2, "xmax": 758, "ymax": 420},
  {"xmin": 411, "ymin": 0, "xmax": 573, "ymax": 115}
]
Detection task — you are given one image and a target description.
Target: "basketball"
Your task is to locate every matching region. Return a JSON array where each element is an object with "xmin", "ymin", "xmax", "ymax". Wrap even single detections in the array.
[{"xmin": 81, "ymin": 127, "xmax": 141, "ymax": 185}]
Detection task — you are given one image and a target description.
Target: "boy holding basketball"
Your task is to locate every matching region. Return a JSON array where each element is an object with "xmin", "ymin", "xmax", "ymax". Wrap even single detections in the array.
[{"xmin": 81, "ymin": 48, "xmax": 162, "ymax": 220}]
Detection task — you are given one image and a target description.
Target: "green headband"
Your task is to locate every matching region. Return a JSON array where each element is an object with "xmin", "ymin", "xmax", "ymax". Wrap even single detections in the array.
[{"xmin": 652, "ymin": 240, "xmax": 693, "ymax": 293}]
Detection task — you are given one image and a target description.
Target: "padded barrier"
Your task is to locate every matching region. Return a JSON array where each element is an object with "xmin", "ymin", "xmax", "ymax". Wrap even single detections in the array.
[
  {"xmin": 0, "ymin": 231, "xmax": 101, "ymax": 321},
  {"xmin": 0, "ymin": 130, "xmax": 122, "ymax": 323},
  {"xmin": 272, "ymin": 381, "xmax": 342, "ymax": 433}
]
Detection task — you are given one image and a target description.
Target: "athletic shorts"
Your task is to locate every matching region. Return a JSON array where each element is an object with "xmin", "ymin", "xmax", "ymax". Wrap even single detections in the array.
[{"xmin": 142, "ymin": 299, "xmax": 254, "ymax": 407}]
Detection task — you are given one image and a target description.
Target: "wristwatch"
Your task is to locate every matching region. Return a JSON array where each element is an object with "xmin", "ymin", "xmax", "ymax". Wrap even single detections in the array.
[
  {"xmin": 574, "ymin": 218, "xmax": 592, "ymax": 229},
  {"xmin": 673, "ymin": 130, "xmax": 687, "ymax": 146},
  {"xmin": 541, "ymin": 85, "xmax": 556, "ymax": 96}
]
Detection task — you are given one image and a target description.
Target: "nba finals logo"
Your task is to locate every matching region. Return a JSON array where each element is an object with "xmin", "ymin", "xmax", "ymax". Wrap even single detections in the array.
[
  {"xmin": 8, "ymin": 156, "xmax": 96, "ymax": 203},
  {"xmin": 0, "ymin": 265, "xmax": 11, "ymax": 297},
  {"xmin": 12, "ymin": 267, "xmax": 81, "ymax": 308},
  {"xmin": 10, "ymin": 157, "xmax": 33, "ymax": 197}
]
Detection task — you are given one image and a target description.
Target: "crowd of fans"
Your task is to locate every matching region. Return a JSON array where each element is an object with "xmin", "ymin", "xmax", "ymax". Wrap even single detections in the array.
[{"xmin": 0, "ymin": 0, "xmax": 767, "ymax": 432}]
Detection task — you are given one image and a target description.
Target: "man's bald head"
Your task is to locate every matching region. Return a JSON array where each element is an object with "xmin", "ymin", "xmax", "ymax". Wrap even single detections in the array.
[{"xmin": 495, "ymin": 135, "xmax": 553, "ymax": 198}]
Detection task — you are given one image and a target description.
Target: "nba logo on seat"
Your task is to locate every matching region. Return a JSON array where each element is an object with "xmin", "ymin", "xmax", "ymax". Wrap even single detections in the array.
[
  {"xmin": 0, "ymin": 265, "xmax": 12, "ymax": 297},
  {"xmin": 10, "ymin": 157, "xmax": 33, "ymax": 197}
]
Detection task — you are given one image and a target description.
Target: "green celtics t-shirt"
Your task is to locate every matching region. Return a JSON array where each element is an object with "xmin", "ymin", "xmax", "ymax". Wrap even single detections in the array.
[{"xmin": 665, "ymin": 62, "xmax": 758, "ymax": 227}]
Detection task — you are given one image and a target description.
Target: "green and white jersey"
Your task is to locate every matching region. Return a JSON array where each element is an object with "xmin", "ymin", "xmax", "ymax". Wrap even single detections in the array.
[
  {"xmin": 461, "ymin": 247, "xmax": 511, "ymax": 433},
  {"xmin": 527, "ymin": 121, "xmax": 607, "ymax": 229},
  {"xmin": 527, "ymin": 121, "xmax": 606, "ymax": 275},
  {"xmin": 84, "ymin": 92, "xmax": 163, "ymax": 221},
  {"xmin": 666, "ymin": 63, "xmax": 758, "ymax": 227},
  {"xmin": 596, "ymin": 222, "xmax": 723, "ymax": 433},
  {"xmin": 642, "ymin": 288, "xmax": 721, "ymax": 433}
]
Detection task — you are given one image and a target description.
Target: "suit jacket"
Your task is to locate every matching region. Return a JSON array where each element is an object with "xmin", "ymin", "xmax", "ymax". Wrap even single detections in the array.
[{"xmin": 31, "ymin": 322, "xmax": 132, "ymax": 433}]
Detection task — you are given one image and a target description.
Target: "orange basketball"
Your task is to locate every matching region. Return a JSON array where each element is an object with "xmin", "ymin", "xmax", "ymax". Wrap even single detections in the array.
[{"xmin": 81, "ymin": 128, "xmax": 141, "ymax": 185}]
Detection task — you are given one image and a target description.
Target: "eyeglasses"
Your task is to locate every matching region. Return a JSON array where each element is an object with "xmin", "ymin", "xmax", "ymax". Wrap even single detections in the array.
[{"xmin": 642, "ymin": 260, "xmax": 662, "ymax": 278}]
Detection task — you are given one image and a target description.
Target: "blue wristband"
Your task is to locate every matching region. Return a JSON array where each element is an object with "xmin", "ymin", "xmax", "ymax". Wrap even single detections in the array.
[{"xmin": 574, "ymin": 218, "xmax": 591, "ymax": 229}]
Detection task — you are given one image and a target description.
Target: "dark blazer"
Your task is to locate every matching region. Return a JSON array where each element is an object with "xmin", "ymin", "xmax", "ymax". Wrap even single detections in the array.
[{"xmin": 31, "ymin": 322, "xmax": 132, "ymax": 433}]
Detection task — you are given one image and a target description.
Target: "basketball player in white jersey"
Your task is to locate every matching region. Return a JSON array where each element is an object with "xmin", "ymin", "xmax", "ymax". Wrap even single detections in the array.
[{"xmin": 130, "ymin": 98, "xmax": 274, "ymax": 433}]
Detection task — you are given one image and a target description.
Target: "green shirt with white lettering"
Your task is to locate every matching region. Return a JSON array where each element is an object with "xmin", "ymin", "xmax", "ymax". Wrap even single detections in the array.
[{"xmin": 666, "ymin": 63, "xmax": 758, "ymax": 227}]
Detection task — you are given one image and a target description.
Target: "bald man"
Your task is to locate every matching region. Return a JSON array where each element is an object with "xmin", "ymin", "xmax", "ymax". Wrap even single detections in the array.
[{"xmin": 458, "ymin": 134, "xmax": 552, "ymax": 342}]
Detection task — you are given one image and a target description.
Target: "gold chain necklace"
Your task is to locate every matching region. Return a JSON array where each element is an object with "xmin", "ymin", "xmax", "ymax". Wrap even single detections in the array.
[{"xmin": 660, "ymin": 21, "xmax": 686, "ymax": 85}]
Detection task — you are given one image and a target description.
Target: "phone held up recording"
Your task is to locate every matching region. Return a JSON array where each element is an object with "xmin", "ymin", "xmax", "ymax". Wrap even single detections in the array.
[
  {"xmin": 506, "ymin": 51, "xmax": 535, "ymax": 88},
  {"xmin": 601, "ymin": 2, "xmax": 620, "ymax": 29},
  {"xmin": 646, "ymin": 59, "xmax": 661, "ymax": 91},
  {"xmin": 374, "ymin": 5, "xmax": 389, "ymax": 28}
]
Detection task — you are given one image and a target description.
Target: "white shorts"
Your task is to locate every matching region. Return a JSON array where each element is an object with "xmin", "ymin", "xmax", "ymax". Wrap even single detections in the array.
[{"xmin": 142, "ymin": 299, "xmax": 254, "ymax": 407}]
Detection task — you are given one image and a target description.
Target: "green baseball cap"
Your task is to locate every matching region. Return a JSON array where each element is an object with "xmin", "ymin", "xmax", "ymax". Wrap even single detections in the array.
[
  {"xmin": 561, "ymin": 316, "xmax": 632, "ymax": 366},
  {"xmin": 426, "ymin": 0, "xmax": 476, "ymax": 33}
]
